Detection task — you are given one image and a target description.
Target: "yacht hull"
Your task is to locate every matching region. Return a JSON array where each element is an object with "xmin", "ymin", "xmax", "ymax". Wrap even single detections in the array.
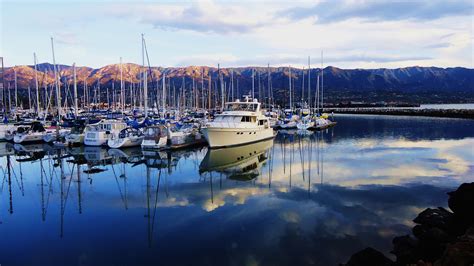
[{"xmin": 202, "ymin": 127, "xmax": 274, "ymax": 148}]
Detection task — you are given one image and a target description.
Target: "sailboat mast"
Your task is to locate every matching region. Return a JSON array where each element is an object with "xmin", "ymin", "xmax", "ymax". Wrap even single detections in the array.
[
  {"xmin": 289, "ymin": 66, "xmax": 292, "ymax": 110},
  {"xmin": 231, "ymin": 69, "xmax": 234, "ymax": 101},
  {"xmin": 316, "ymin": 74, "xmax": 320, "ymax": 116},
  {"xmin": 142, "ymin": 34, "xmax": 148, "ymax": 118},
  {"xmin": 220, "ymin": 72, "xmax": 224, "ymax": 111},
  {"xmin": 201, "ymin": 69, "xmax": 204, "ymax": 109},
  {"xmin": 308, "ymin": 56, "xmax": 311, "ymax": 113},
  {"xmin": 120, "ymin": 57, "xmax": 124, "ymax": 115},
  {"xmin": 162, "ymin": 72, "xmax": 166, "ymax": 117},
  {"xmin": 208, "ymin": 74, "xmax": 211, "ymax": 111},
  {"xmin": 73, "ymin": 63, "xmax": 78, "ymax": 117},
  {"xmin": 51, "ymin": 37, "xmax": 61, "ymax": 122},
  {"xmin": 34, "ymin": 53, "xmax": 40, "ymax": 114},
  {"xmin": 27, "ymin": 86, "xmax": 31, "ymax": 110},
  {"xmin": 14, "ymin": 68, "xmax": 17, "ymax": 108},
  {"xmin": 301, "ymin": 67, "xmax": 305, "ymax": 104},
  {"xmin": 252, "ymin": 68, "xmax": 255, "ymax": 99},
  {"xmin": 321, "ymin": 50, "xmax": 324, "ymax": 113},
  {"xmin": 267, "ymin": 63, "xmax": 270, "ymax": 107}
]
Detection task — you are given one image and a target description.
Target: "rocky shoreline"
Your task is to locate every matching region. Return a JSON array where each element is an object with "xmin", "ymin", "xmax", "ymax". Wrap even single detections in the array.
[{"xmin": 342, "ymin": 183, "xmax": 474, "ymax": 266}]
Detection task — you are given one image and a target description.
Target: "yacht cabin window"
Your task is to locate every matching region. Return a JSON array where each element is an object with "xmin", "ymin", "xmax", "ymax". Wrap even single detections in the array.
[{"xmin": 241, "ymin": 116, "xmax": 255, "ymax": 122}]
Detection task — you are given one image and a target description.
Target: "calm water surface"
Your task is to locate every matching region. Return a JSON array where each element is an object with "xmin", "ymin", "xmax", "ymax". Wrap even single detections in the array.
[{"xmin": 1, "ymin": 115, "xmax": 473, "ymax": 266}]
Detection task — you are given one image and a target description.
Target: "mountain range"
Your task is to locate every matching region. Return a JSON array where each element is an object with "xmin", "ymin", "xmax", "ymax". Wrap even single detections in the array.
[{"xmin": 2, "ymin": 63, "xmax": 473, "ymax": 105}]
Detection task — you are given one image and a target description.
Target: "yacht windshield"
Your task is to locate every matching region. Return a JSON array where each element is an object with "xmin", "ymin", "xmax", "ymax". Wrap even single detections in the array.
[{"xmin": 224, "ymin": 103, "xmax": 258, "ymax": 112}]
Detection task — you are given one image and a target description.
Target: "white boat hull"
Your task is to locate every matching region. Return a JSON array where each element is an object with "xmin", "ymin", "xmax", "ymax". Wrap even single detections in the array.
[
  {"xmin": 280, "ymin": 121, "xmax": 297, "ymax": 129},
  {"xmin": 14, "ymin": 132, "xmax": 44, "ymax": 143},
  {"xmin": 0, "ymin": 124, "xmax": 16, "ymax": 141},
  {"xmin": 107, "ymin": 136, "xmax": 144, "ymax": 149},
  {"xmin": 84, "ymin": 132, "xmax": 109, "ymax": 146},
  {"xmin": 202, "ymin": 127, "xmax": 274, "ymax": 148},
  {"xmin": 141, "ymin": 137, "xmax": 167, "ymax": 150},
  {"xmin": 65, "ymin": 133, "xmax": 84, "ymax": 145},
  {"xmin": 296, "ymin": 121, "xmax": 315, "ymax": 130}
]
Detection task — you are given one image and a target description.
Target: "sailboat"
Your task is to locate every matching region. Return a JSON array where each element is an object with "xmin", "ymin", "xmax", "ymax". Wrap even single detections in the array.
[
  {"xmin": 312, "ymin": 51, "xmax": 337, "ymax": 130},
  {"xmin": 141, "ymin": 125, "xmax": 168, "ymax": 150},
  {"xmin": 107, "ymin": 127, "xmax": 144, "ymax": 148},
  {"xmin": 13, "ymin": 121, "xmax": 46, "ymax": 143},
  {"xmin": 108, "ymin": 37, "xmax": 148, "ymax": 149},
  {"xmin": 60, "ymin": 120, "xmax": 86, "ymax": 146}
]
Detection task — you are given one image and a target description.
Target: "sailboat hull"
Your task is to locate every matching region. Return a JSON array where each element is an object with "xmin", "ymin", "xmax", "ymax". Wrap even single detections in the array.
[{"xmin": 107, "ymin": 136, "xmax": 144, "ymax": 149}]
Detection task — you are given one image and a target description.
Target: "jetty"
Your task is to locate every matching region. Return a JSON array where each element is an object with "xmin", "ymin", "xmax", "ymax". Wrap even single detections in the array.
[{"xmin": 326, "ymin": 107, "xmax": 474, "ymax": 119}]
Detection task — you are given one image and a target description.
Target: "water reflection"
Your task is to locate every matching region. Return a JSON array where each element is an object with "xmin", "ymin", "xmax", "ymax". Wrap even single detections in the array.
[
  {"xmin": 199, "ymin": 139, "xmax": 273, "ymax": 181},
  {"xmin": 1, "ymin": 115, "xmax": 473, "ymax": 265}
]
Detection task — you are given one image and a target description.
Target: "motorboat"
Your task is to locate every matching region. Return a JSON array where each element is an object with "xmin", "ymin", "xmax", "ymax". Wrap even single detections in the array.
[
  {"xmin": 201, "ymin": 96, "xmax": 274, "ymax": 148},
  {"xmin": 107, "ymin": 127, "xmax": 144, "ymax": 148},
  {"xmin": 141, "ymin": 125, "xmax": 168, "ymax": 150},
  {"xmin": 84, "ymin": 120, "xmax": 127, "ymax": 146}
]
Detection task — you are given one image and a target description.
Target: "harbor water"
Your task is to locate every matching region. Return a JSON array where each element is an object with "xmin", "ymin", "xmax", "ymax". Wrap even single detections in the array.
[{"xmin": 1, "ymin": 114, "xmax": 473, "ymax": 265}]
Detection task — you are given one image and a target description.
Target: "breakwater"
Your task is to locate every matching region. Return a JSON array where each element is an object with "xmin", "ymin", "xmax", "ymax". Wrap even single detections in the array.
[{"xmin": 327, "ymin": 108, "xmax": 474, "ymax": 119}]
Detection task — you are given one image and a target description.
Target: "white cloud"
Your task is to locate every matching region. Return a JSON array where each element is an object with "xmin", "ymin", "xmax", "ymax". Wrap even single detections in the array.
[{"xmin": 109, "ymin": 0, "xmax": 276, "ymax": 34}]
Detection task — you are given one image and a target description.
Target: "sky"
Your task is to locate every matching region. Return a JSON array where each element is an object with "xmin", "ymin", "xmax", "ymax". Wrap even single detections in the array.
[{"xmin": 1, "ymin": 0, "xmax": 473, "ymax": 69}]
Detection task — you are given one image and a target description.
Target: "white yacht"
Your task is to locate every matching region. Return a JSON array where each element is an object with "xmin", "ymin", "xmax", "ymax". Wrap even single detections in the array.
[
  {"xmin": 84, "ymin": 120, "xmax": 127, "ymax": 146},
  {"xmin": 141, "ymin": 125, "xmax": 168, "ymax": 150},
  {"xmin": 107, "ymin": 127, "xmax": 144, "ymax": 149},
  {"xmin": 202, "ymin": 96, "xmax": 274, "ymax": 148}
]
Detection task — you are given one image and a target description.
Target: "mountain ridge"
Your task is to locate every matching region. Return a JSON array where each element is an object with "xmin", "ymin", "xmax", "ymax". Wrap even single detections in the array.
[{"xmin": 3, "ymin": 63, "xmax": 473, "ymax": 104}]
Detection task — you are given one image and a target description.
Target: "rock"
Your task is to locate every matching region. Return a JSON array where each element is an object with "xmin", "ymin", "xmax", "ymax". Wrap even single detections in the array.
[
  {"xmin": 413, "ymin": 225, "xmax": 452, "ymax": 243},
  {"xmin": 392, "ymin": 235, "xmax": 419, "ymax": 264},
  {"xmin": 343, "ymin": 247, "xmax": 393, "ymax": 266},
  {"xmin": 448, "ymin": 183, "xmax": 474, "ymax": 222},
  {"xmin": 413, "ymin": 207, "xmax": 453, "ymax": 231},
  {"xmin": 434, "ymin": 226, "xmax": 474, "ymax": 266}
]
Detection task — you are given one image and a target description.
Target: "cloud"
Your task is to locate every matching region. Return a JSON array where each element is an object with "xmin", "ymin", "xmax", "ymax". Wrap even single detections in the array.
[
  {"xmin": 174, "ymin": 53, "xmax": 431, "ymax": 67},
  {"xmin": 282, "ymin": 0, "xmax": 473, "ymax": 24},
  {"xmin": 54, "ymin": 31, "xmax": 79, "ymax": 45},
  {"xmin": 109, "ymin": 1, "xmax": 271, "ymax": 34}
]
